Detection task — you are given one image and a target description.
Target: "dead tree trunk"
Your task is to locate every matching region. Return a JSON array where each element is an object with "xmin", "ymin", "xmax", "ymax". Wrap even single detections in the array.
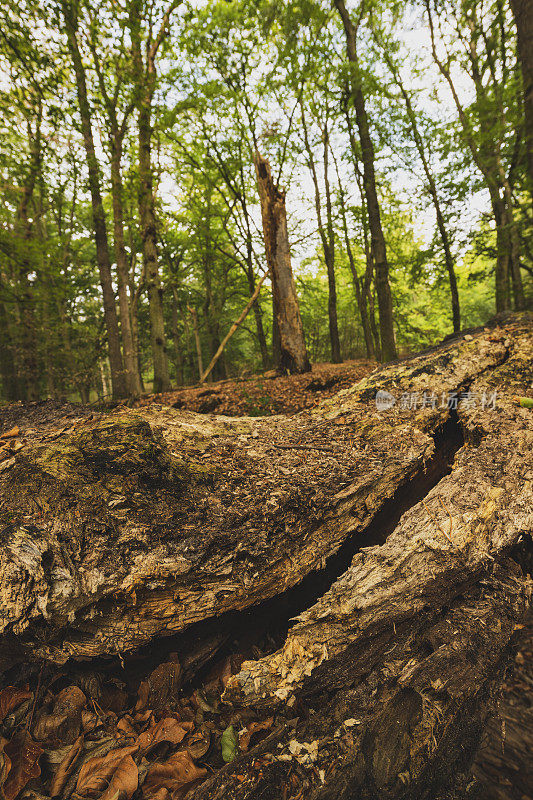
[
  {"xmin": 0, "ymin": 314, "xmax": 531, "ymax": 800},
  {"xmin": 254, "ymin": 151, "xmax": 311, "ymax": 374}
]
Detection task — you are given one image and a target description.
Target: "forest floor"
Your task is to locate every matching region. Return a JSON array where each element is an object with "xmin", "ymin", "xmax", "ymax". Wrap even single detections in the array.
[
  {"xmin": 134, "ymin": 359, "xmax": 377, "ymax": 416},
  {"xmin": 0, "ymin": 344, "xmax": 531, "ymax": 800}
]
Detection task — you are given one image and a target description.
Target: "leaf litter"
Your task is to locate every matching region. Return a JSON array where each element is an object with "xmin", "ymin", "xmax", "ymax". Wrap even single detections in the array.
[{"xmin": 0, "ymin": 643, "xmax": 278, "ymax": 800}]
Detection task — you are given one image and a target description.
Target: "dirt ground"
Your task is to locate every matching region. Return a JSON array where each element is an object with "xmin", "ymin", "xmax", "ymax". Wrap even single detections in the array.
[{"xmin": 133, "ymin": 359, "xmax": 377, "ymax": 416}]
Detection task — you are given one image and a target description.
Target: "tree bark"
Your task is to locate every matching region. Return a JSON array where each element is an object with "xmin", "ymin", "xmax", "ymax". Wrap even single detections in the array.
[
  {"xmin": 129, "ymin": 1, "xmax": 172, "ymax": 394},
  {"xmin": 335, "ymin": 0, "xmax": 397, "ymax": 362},
  {"xmin": 510, "ymin": 0, "xmax": 533, "ymax": 190},
  {"xmin": 254, "ymin": 151, "xmax": 311, "ymax": 374},
  {"xmin": 110, "ymin": 133, "xmax": 143, "ymax": 396},
  {"xmin": 301, "ymin": 104, "xmax": 342, "ymax": 363},
  {"xmin": 0, "ymin": 284, "xmax": 19, "ymax": 401},
  {"xmin": 0, "ymin": 315, "xmax": 531, "ymax": 799},
  {"xmin": 62, "ymin": 0, "xmax": 126, "ymax": 399},
  {"xmin": 379, "ymin": 47, "xmax": 461, "ymax": 331}
]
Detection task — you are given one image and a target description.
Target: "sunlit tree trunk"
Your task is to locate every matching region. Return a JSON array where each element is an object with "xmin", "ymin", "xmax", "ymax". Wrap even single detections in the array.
[
  {"xmin": 62, "ymin": 1, "xmax": 126, "ymax": 399},
  {"xmin": 380, "ymin": 51, "xmax": 461, "ymax": 331},
  {"xmin": 0, "ymin": 280, "xmax": 19, "ymax": 401},
  {"xmin": 129, "ymin": 1, "xmax": 172, "ymax": 393},
  {"xmin": 510, "ymin": 0, "xmax": 533, "ymax": 189},
  {"xmin": 301, "ymin": 103, "xmax": 342, "ymax": 363},
  {"xmin": 109, "ymin": 132, "xmax": 143, "ymax": 395},
  {"xmin": 335, "ymin": 0, "xmax": 397, "ymax": 362}
]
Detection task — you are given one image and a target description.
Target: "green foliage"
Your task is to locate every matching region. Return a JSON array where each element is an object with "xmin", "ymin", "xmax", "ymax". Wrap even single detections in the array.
[{"xmin": 0, "ymin": 0, "xmax": 530, "ymax": 402}]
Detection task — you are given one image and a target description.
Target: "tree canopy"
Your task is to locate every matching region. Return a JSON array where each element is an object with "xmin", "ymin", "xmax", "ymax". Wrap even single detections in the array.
[{"xmin": 0, "ymin": 0, "xmax": 531, "ymax": 401}]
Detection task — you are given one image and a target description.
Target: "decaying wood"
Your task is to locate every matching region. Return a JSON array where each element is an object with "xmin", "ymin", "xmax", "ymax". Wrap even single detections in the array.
[
  {"xmin": 253, "ymin": 151, "xmax": 310, "ymax": 374},
  {"xmin": 0, "ymin": 313, "xmax": 531, "ymax": 799}
]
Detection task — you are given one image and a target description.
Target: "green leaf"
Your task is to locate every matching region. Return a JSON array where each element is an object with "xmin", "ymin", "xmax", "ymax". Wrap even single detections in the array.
[
  {"xmin": 518, "ymin": 397, "xmax": 533, "ymax": 409},
  {"xmin": 221, "ymin": 724, "xmax": 238, "ymax": 763}
]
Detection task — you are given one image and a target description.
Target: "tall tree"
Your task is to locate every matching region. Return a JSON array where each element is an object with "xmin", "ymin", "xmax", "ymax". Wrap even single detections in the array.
[
  {"xmin": 129, "ymin": 0, "xmax": 177, "ymax": 393},
  {"xmin": 510, "ymin": 0, "xmax": 533, "ymax": 190},
  {"xmin": 334, "ymin": 0, "xmax": 397, "ymax": 361},
  {"xmin": 375, "ymin": 33, "xmax": 461, "ymax": 332},
  {"xmin": 88, "ymin": 10, "xmax": 143, "ymax": 396},
  {"xmin": 426, "ymin": 0, "xmax": 525, "ymax": 312},
  {"xmin": 62, "ymin": 0, "xmax": 127, "ymax": 398},
  {"xmin": 300, "ymin": 99, "xmax": 342, "ymax": 362}
]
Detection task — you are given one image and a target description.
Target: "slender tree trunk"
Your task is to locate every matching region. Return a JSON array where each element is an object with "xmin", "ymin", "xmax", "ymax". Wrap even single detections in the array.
[
  {"xmin": 510, "ymin": 0, "xmax": 533, "ymax": 190},
  {"xmin": 171, "ymin": 289, "xmax": 184, "ymax": 386},
  {"xmin": 110, "ymin": 133, "xmax": 143, "ymax": 395},
  {"xmin": 0, "ymin": 287, "xmax": 19, "ymax": 401},
  {"xmin": 272, "ymin": 297, "xmax": 282, "ymax": 369},
  {"xmin": 200, "ymin": 272, "xmax": 267, "ymax": 383},
  {"xmin": 490, "ymin": 189, "xmax": 512, "ymax": 312},
  {"xmin": 425, "ymin": 0, "xmax": 513, "ymax": 315},
  {"xmin": 188, "ymin": 307, "xmax": 204, "ymax": 381},
  {"xmin": 136, "ymin": 97, "xmax": 170, "ymax": 393},
  {"xmin": 62, "ymin": 1, "xmax": 126, "ymax": 399},
  {"xmin": 244, "ymin": 245, "xmax": 269, "ymax": 370},
  {"xmin": 339, "ymin": 198, "xmax": 375, "ymax": 359},
  {"xmin": 382, "ymin": 54, "xmax": 461, "ymax": 331},
  {"xmin": 322, "ymin": 124, "xmax": 342, "ymax": 362},
  {"xmin": 301, "ymin": 104, "xmax": 341, "ymax": 363},
  {"xmin": 335, "ymin": 0, "xmax": 397, "ymax": 362},
  {"xmin": 501, "ymin": 178, "xmax": 525, "ymax": 310},
  {"xmin": 253, "ymin": 151, "xmax": 310, "ymax": 374},
  {"xmin": 130, "ymin": 4, "xmax": 171, "ymax": 394}
]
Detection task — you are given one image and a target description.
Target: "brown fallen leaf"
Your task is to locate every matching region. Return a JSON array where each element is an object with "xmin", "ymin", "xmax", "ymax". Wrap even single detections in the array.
[
  {"xmin": 185, "ymin": 726, "xmax": 210, "ymax": 760},
  {"xmin": 116, "ymin": 717, "xmax": 137, "ymax": 739},
  {"xmin": 75, "ymin": 745, "xmax": 138, "ymax": 798},
  {"xmin": 34, "ymin": 686, "xmax": 86, "ymax": 744},
  {"xmin": 135, "ymin": 660, "xmax": 182, "ymax": 713},
  {"xmin": 0, "ymin": 427, "xmax": 19, "ymax": 439},
  {"xmin": 0, "ymin": 688, "xmax": 33, "ymax": 723},
  {"xmin": 3, "ymin": 732, "xmax": 43, "ymax": 800},
  {"xmin": 137, "ymin": 719, "xmax": 193, "ymax": 753},
  {"xmin": 0, "ymin": 737, "xmax": 12, "ymax": 796},
  {"xmin": 82, "ymin": 710, "xmax": 99, "ymax": 734},
  {"xmin": 50, "ymin": 735, "xmax": 84, "ymax": 797},
  {"xmin": 98, "ymin": 755, "xmax": 138, "ymax": 800},
  {"xmin": 143, "ymin": 751, "xmax": 207, "ymax": 800},
  {"xmin": 238, "ymin": 717, "xmax": 274, "ymax": 752}
]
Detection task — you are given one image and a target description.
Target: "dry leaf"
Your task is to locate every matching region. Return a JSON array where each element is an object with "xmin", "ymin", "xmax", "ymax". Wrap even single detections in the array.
[
  {"xmin": 3, "ymin": 732, "xmax": 43, "ymax": 800},
  {"xmin": 98, "ymin": 755, "xmax": 138, "ymax": 800},
  {"xmin": 143, "ymin": 751, "xmax": 206, "ymax": 800},
  {"xmin": 238, "ymin": 718, "xmax": 274, "ymax": 752},
  {"xmin": 1, "ymin": 427, "xmax": 19, "ymax": 439},
  {"xmin": 75, "ymin": 745, "xmax": 138, "ymax": 798},
  {"xmin": 116, "ymin": 718, "xmax": 137, "ymax": 739},
  {"xmin": 135, "ymin": 661, "xmax": 182, "ymax": 712},
  {"xmin": 0, "ymin": 737, "xmax": 12, "ymax": 794},
  {"xmin": 50, "ymin": 735, "xmax": 84, "ymax": 797},
  {"xmin": 0, "ymin": 688, "xmax": 33, "ymax": 723},
  {"xmin": 185, "ymin": 727, "xmax": 210, "ymax": 760},
  {"xmin": 137, "ymin": 719, "xmax": 193, "ymax": 753},
  {"xmin": 34, "ymin": 686, "xmax": 86, "ymax": 744}
]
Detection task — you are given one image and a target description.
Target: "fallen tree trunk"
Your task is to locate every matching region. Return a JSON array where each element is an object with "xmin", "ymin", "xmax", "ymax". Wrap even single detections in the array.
[{"xmin": 0, "ymin": 313, "xmax": 531, "ymax": 799}]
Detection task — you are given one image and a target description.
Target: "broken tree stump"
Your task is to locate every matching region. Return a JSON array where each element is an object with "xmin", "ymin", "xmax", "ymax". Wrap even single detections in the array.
[{"xmin": 0, "ymin": 312, "xmax": 531, "ymax": 799}]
